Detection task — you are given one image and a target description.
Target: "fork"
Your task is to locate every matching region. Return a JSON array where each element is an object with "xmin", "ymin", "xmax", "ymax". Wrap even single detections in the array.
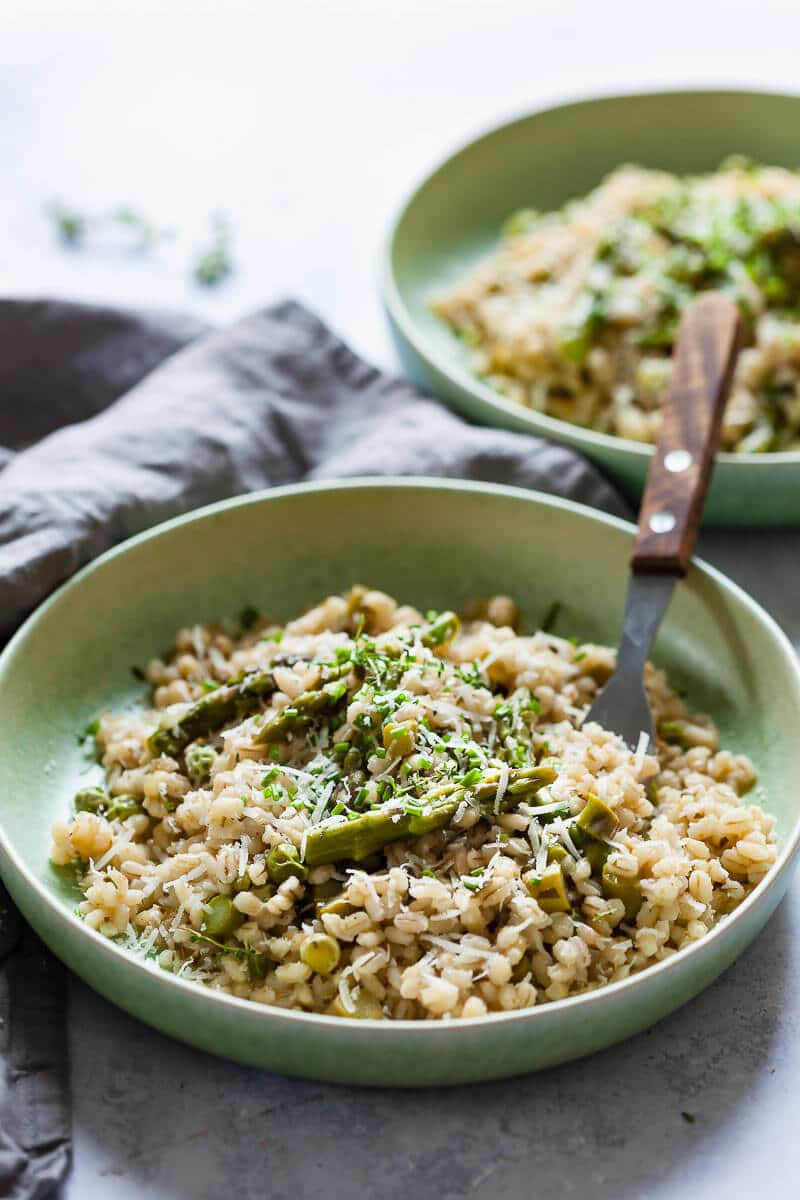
[{"xmin": 584, "ymin": 291, "xmax": 741, "ymax": 751}]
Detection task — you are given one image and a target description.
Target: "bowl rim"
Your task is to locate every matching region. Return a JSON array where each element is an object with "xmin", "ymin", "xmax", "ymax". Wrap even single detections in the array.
[
  {"xmin": 1, "ymin": 475, "xmax": 799, "ymax": 1037},
  {"xmin": 382, "ymin": 85, "xmax": 800, "ymax": 470}
]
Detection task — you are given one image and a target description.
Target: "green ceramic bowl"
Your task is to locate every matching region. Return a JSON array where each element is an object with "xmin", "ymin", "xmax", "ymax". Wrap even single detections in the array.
[
  {"xmin": 1, "ymin": 479, "xmax": 798, "ymax": 1085},
  {"xmin": 384, "ymin": 89, "xmax": 800, "ymax": 527}
]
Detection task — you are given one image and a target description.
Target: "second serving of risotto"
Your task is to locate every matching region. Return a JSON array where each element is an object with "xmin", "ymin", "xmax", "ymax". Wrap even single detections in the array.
[
  {"xmin": 434, "ymin": 158, "xmax": 800, "ymax": 452},
  {"xmin": 52, "ymin": 588, "xmax": 776, "ymax": 1020}
]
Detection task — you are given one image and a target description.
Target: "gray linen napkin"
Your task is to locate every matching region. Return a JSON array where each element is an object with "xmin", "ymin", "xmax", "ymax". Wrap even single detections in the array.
[{"xmin": 0, "ymin": 296, "xmax": 628, "ymax": 1197}]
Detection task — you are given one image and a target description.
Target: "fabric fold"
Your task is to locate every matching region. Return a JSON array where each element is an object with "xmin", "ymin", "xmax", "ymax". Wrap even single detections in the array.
[{"xmin": 0, "ymin": 295, "xmax": 628, "ymax": 1198}]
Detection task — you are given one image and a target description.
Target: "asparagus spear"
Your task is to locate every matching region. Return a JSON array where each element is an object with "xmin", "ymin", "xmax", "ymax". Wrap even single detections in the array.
[
  {"xmin": 304, "ymin": 764, "xmax": 556, "ymax": 866},
  {"xmin": 148, "ymin": 669, "xmax": 278, "ymax": 757},
  {"xmin": 149, "ymin": 658, "xmax": 353, "ymax": 758},
  {"xmin": 253, "ymin": 677, "xmax": 350, "ymax": 744}
]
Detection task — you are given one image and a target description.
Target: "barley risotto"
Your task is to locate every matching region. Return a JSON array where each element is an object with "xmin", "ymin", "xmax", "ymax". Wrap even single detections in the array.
[
  {"xmin": 434, "ymin": 158, "xmax": 800, "ymax": 452},
  {"xmin": 51, "ymin": 588, "xmax": 776, "ymax": 1020}
]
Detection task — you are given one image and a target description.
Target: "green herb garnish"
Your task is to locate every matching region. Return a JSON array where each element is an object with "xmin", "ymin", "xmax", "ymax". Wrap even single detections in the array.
[
  {"xmin": 193, "ymin": 212, "xmax": 233, "ymax": 287},
  {"xmin": 239, "ymin": 605, "xmax": 260, "ymax": 632},
  {"xmin": 541, "ymin": 601, "xmax": 562, "ymax": 634}
]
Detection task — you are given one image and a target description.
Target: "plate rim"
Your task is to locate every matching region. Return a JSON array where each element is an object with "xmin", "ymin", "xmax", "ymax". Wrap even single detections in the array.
[{"xmin": 2, "ymin": 475, "xmax": 799, "ymax": 1037}]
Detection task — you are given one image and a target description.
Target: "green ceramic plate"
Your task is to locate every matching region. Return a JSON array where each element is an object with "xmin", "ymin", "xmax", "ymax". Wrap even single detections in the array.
[
  {"xmin": 383, "ymin": 89, "xmax": 800, "ymax": 527},
  {"xmin": 1, "ymin": 479, "xmax": 798, "ymax": 1085}
]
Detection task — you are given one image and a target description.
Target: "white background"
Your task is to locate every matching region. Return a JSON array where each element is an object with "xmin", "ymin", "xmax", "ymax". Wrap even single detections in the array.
[{"xmin": 2, "ymin": 2, "xmax": 800, "ymax": 1197}]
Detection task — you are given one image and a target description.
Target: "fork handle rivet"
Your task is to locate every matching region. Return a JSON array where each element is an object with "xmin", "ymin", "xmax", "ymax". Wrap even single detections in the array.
[
  {"xmin": 664, "ymin": 449, "xmax": 692, "ymax": 473},
  {"xmin": 649, "ymin": 511, "xmax": 676, "ymax": 534}
]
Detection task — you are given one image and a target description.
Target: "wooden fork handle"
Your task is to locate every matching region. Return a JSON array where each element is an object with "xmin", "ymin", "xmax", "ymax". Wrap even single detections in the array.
[{"xmin": 632, "ymin": 291, "xmax": 742, "ymax": 576}]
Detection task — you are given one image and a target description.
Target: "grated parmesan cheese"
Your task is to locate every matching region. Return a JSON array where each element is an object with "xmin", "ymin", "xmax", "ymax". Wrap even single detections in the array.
[
  {"xmin": 93, "ymin": 828, "xmax": 135, "ymax": 871},
  {"xmin": 634, "ymin": 730, "xmax": 649, "ymax": 776},
  {"xmin": 494, "ymin": 761, "xmax": 510, "ymax": 815}
]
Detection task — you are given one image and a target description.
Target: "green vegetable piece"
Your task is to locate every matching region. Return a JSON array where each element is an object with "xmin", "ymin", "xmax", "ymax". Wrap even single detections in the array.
[
  {"xmin": 420, "ymin": 611, "xmax": 460, "ymax": 649},
  {"xmin": 473, "ymin": 763, "xmax": 557, "ymax": 806},
  {"xmin": 575, "ymin": 794, "xmax": 618, "ymax": 840},
  {"xmin": 245, "ymin": 951, "xmax": 271, "ymax": 980},
  {"xmin": 602, "ymin": 863, "xmax": 643, "ymax": 920},
  {"xmin": 311, "ymin": 878, "xmax": 343, "ymax": 903},
  {"xmin": 239, "ymin": 605, "xmax": 260, "ymax": 632},
  {"xmin": 524, "ymin": 862, "xmax": 571, "ymax": 913},
  {"xmin": 329, "ymin": 987, "xmax": 384, "ymax": 1019},
  {"xmin": 185, "ymin": 742, "xmax": 218, "ymax": 787},
  {"xmin": 343, "ymin": 746, "xmax": 362, "ymax": 772},
  {"xmin": 317, "ymin": 892, "xmax": 354, "ymax": 917},
  {"xmin": 267, "ymin": 842, "xmax": 308, "ymax": 884},
  {"xmin": 149, "ymin": 669, "xmax": 279, "ymax": 758},
  {"xmin": 74, "ymin": 787, "xmax": 142, "ymax": 820},
  {"xmin": 232, "ymin": 872, "xmax": 273, "ymax": 900},
  {"xmin": 74, "ymin": 786, "xmax": 107, "ymax": 814},
  {"xmin": 254, "ymin": 678, "xmax": 350, "ymax": 745},
  {"xmin": 304, "ymin": 765, "xmax": 556, "ymax": 867},
  {"xmin": 657, "ymin": 719, "xmax": 692, "ymax": 750},
  {"xmin": 570, "ymin": 823, "xmax": 613, "ymax": 874},
  {"xmin": 105, "ymin": 795, "xmax": 144, "ymax": 821},
  {"xmin": 305, "ymin": 788, "xmax": 457, "ymax": 867},
  {"xmin": 511, "ymin": 952, "xmax": 534, "ymax": 983},
  {"xmin": 559, "ymin": 291, "xmax": 605, "ymax": 364},
  {"xmin": 546, "ymin": 843, "xmax": 568, "ymax": 865},
  {"xmin": 300, "ymin": 932, "xmax": 341, "ymax": 974},
  {"xmin": 501, "ymin": 207, "xmax": 541, "ymax": 238},
  {"xmin": 382, "ymin": 720, "xmax": 417, "ymax": 758},
  {"xmin": 559, "ymin": 323, "xmax": 593, "ymax": 363},
  {"xmin": 203, "ymin": 894, "xmax": 244, "ymax": 939}
]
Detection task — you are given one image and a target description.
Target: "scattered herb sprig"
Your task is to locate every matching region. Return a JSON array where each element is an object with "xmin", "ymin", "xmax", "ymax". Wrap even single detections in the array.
[{"xmin": 46, "ymin": 201, "xmax": 235, "ymax": 288}]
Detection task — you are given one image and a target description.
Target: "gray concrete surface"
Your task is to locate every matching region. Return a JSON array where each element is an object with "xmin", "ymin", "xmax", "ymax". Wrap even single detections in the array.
[{"xmin": 2, "ymin": 4, "xmax": 800, "ymax": 1196}]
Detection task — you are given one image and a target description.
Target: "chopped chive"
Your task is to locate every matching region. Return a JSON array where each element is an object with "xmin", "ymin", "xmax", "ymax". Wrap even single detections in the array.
[
  {"xmin": 239, "ymin": 605, "xmax": 260, "ymax": 632},
  {"xmin": 591, "ymin": 908, "xmax": 617, "ymax": 922},
  {"xmin": 78, "ymin": 719, "xmax": 100, "ymax": 744},
  {"xmin": 541, "ymin": 601, "xmax": 562, "ymax": 634}
]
